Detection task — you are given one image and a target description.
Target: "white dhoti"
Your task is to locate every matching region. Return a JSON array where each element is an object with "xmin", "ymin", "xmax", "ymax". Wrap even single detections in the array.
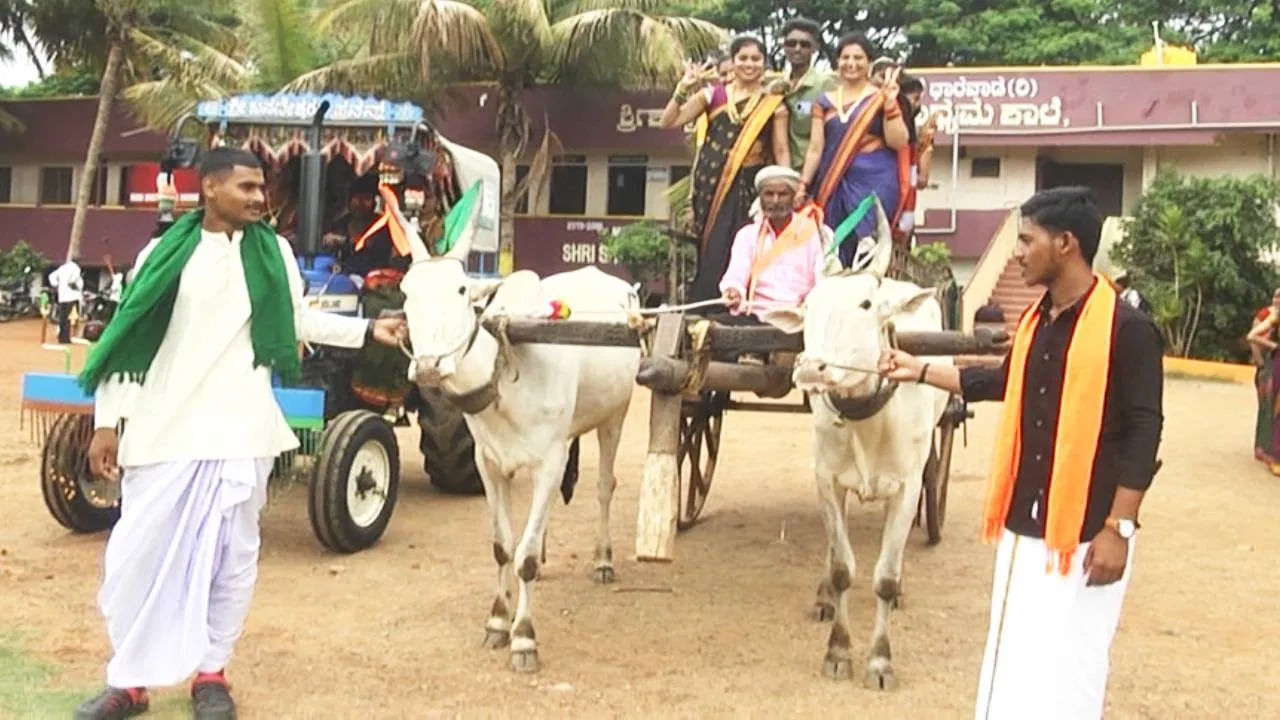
[
  {"xmin": 98, "ymin": 457, "xmax": 273, "ymax": 688},
  {"xmin": 974, "ymin": 529, "xmax": 1135, "ymax": 720}
]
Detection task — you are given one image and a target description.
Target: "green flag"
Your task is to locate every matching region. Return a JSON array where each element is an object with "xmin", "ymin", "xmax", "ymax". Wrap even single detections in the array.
[
  {"xmin": 437, "ymin": 179, "xmax": 484, "ymax": 255},
  {"xmin": 827, "ymin": 194, "xmax": 879, "ymax": 258}
]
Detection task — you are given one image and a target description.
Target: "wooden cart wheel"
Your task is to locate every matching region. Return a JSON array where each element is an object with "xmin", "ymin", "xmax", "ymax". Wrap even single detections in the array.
[
  {"xmin": 676, "ymin": 391, "xmax": 724, "ymax": 531},
  {"xmin": 920, "ymin": 396, "xmax": 963, "ymax": 545}
]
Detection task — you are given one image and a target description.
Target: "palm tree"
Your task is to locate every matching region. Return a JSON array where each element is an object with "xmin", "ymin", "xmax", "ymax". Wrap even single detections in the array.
[
  {"xmin": 19, "ymin": 0, "xmax": 249, "ymax": 262},
  {"xmin": 0, "ymin": 0, "xmax": 39, "ymax": 133},
  {"xmin": 288, "ymin": 0, "xmax": 725, "ymax": 269}
]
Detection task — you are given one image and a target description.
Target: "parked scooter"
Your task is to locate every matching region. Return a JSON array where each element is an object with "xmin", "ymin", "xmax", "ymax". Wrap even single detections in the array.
[{"xmin": 0, "ymin": 266, "xmax": 40, "ymax": 322}]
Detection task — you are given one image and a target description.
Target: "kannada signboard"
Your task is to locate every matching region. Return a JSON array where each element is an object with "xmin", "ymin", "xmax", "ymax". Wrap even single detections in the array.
[
  {"xmin": 513, "ymin": 217, "xmax": 637, "ymax": 278},
  {"xmin": 917, "ymin": 74, "xmax": 1066, "ymax": 134}
]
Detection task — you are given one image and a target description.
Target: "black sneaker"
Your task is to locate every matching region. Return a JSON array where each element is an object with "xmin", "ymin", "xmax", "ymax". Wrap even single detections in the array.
[
  {"xmin": 73, "ymin": 687, "xmax": 149, "ymax": 719},
  {"xmin": 191, "ymin": 674, "xmax": 236, "ymax": 720}
]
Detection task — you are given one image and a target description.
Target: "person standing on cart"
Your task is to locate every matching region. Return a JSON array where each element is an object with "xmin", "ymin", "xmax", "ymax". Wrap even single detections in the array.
[{"xmin": 74, "ymin": 148, "xmax": 407, "ymax": 720}]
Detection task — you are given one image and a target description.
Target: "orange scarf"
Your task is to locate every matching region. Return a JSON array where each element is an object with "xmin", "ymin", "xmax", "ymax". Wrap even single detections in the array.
[
  {"xmin": 745, "ymin": 213, "xmax": 819, "ymax": 302},
  {"xmin": 354, "ymin": 184, "xmax": 413, "ymax": 257},
  {"xmin": 983, "ymin": 277, "xmax": 1117, "ymax": 574}
]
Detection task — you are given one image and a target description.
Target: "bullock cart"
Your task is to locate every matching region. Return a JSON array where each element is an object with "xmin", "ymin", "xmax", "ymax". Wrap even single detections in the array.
[{"xmin": 476, "ymin": 256, "xmax": 1008, "ymax": 561}]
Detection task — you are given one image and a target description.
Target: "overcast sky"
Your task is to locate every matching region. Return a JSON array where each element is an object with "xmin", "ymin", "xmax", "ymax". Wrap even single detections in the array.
[{"xmin": 1, "ymin": 48, "xmax": 46, "ymax": 89}]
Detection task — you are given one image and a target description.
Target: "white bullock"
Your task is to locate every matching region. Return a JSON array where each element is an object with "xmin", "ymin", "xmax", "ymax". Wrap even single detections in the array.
[
  {"xmin": 395, "ymin": 206, "xmax": 640, "ymax": 673},
  {"xmin": 787, "ymin": 224, "xmax": 951, "ymax": 689}
]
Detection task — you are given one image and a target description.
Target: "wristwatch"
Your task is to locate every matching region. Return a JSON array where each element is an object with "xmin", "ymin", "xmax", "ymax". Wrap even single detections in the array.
[{"xmin": 1105, "ymin": 516, "xmax": 1140, "ymax": 539}]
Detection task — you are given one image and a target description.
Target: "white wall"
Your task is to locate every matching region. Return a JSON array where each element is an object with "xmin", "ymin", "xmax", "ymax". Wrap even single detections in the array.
[
  {"xmin": 1156, "ymin": 134, "xmax": 1274, "ymax": 181},
  {"xmin": 916, "ymin": 145, "xmax": 1038, "ymax": 216},
  {"xmin": 1, "ymin": 159, "xmax": 136, "ymax": 206}
]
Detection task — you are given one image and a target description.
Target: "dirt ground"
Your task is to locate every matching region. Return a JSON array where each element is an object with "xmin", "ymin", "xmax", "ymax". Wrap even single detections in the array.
[{"xmin": 1, "ymin": 316, "xmax": 1278, "ymax": 719}]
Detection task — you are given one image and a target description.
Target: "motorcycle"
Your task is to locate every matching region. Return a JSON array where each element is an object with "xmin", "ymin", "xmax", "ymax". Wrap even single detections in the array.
[{"xmin": 0, "ymin": 267, "xmax": 40, "ymax": 323}]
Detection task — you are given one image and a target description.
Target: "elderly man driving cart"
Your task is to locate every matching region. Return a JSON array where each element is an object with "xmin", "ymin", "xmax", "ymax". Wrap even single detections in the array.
[{"xmin": 716, "ymin": 165, "xmax": 833, "ymax": 323}]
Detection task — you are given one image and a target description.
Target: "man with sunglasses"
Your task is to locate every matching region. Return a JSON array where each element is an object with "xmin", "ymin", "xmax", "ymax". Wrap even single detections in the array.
[{"xmin": 778, "ymin": 17, "xmax": 834, "ymax": 174}]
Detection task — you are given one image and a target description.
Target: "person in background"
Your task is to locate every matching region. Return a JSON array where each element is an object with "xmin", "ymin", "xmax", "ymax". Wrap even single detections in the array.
[
  {"xmin": 1247, "ymin": 287, "xmax": 1280, "ymax": 474},
  {"xmin": 777, "ymin": 16, "xmax": 835, "ymax": 175},
  {"xmin": 49, "ymin": 254, "xmax": 84, "ymax": 343},
  {"xmin": 1114, "ymin": 272, "xmax": 1151, "ymax": 314},
  {"xmin": 881, "ymin": 187, "xmax": 1163, "ymax": 719},
  {"xmin": 102, "ymin": 253, "xmax": 124, "ymax": 320}
]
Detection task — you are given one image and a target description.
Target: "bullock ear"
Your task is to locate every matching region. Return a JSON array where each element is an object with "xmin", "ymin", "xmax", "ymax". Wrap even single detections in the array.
[
  {"xmin": 468, "ymin": 277, "xmax": 503, "ymax": 308},
  {"xmin": 476, "ymin": 269, "xmax": 542, "ymax": 317},
  {"xmin": 877, "ymin": 286, "xmax": 936, "ymax": 321},
  {"xmin": 759, "ymin": 306, "xmax": 805, "ymax": 334}
]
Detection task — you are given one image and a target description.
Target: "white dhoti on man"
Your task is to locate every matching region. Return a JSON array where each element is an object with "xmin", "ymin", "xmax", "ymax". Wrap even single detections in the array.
[
  {"xmin": 100, "ymin": 458, "xmax": 273, "ymax": 688},
  {"xmin": 89, "ymin": 226, "xmax": 369, "ymax": 689},
  {"xmin": 974, "ymin": 530, "xmax": 1136, "ymax": 720}
]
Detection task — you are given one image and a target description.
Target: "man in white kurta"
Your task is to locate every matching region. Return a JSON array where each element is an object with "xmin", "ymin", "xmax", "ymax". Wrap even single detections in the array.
[
  {"xmin": 49, "ymin": 255, "xmax": 83, "ymax": 343},
  {"xmin": 75, "ymin": 148, "xmax": 405, "ymax": 720}
]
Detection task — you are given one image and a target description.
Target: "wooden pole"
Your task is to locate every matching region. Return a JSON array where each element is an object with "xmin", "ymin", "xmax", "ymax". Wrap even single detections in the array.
[
  {"xmin": 634, "ymin": 313, "xmax": 684, "ymax": 562},
  {"xmin": 479, "ymin": 317, "xmax": 1009, "ymax": 356},
  {"xmin": 636, "ymin": 357, "xmax": 793, "ymax": 397}
]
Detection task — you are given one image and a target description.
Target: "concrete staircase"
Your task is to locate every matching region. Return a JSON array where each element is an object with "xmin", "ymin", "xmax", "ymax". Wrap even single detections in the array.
[{"xmin": 984, "ymin": 256, "xmax": 1044, "ymax": 329}]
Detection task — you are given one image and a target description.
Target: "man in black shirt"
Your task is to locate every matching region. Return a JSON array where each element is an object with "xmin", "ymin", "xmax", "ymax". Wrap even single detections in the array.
[{"xmin": 880, "ymin": 186, "xmax": 1163, "ymax": 719}]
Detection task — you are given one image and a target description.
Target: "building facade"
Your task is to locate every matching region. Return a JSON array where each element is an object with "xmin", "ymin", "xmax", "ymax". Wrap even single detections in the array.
[{"xmin": 3, "ymin": 63, "xmax": 1280, "ymax": 284}]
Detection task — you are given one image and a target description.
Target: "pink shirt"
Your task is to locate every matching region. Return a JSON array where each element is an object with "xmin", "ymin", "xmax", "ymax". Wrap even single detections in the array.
[{"xmin": 718, "ymin": 215, "xmax": 828, "ymax": 319}]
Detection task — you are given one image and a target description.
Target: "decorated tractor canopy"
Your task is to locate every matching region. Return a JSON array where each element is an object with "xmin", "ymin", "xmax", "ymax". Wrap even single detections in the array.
[{"xmin": 163, "ymin": 92, "xmax": 500, "ymax": 277}]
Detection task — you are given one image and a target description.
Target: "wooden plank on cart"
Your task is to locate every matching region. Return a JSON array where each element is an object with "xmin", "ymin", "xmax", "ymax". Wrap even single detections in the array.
[
  {"xmin": 480, "ymin": 317, "xmax": 640, "ymax": 347},
  {"xmin": 481, "ymin": 318, "xmax": 1009, "ymax": 357},
  {"xmin": 635, "ymin": 313, "xmax": 685, "ymax": 562},
  {"xmin": 706, "ymin": 325, "xmax": 1010, "ymax": 356},
  {"xmin": 636, "ymin": 357, "xmax": 793, "ymax": 397}
]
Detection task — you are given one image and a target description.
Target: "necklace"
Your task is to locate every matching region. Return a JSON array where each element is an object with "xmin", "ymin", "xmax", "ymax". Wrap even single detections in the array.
[
  {"xmin": 726, "ymin": 82, "xmax": 763, "ymax": 125},
  {"xmin": 835, "ymin": 82, "xmax": 871, "ymax": 124}
]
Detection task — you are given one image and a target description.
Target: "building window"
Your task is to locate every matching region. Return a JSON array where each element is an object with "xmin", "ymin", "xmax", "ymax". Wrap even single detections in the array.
[
  {"xmin": 40, "ymin": 166, "xmax": 73, "ymax": 205},
  {"xmin": 971, "ymin": 157, "xmax": 1001, "ymax": 178},
  {"xmin": 513, "ymin": 164, "xmax": 530, "ymax": 214},
  {"xmin": 549, "ymin": 155, "xmax": 588, "ymax": 215},
  {"xmin": 670, "ymin": 165, "xmax": 691, "ymax": 185},
  {"xmin": 607, "ymin": 154, "xmax": 648, "ymax": 217},
  {"xmin": 0, "ymin": 167, "xmax": 11, "ymax": 204}
]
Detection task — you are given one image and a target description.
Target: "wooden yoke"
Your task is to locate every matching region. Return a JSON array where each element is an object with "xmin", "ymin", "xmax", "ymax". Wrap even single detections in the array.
[{"xmin": 634, "ymin": 312, "xmax": 685, "ymax": 562}]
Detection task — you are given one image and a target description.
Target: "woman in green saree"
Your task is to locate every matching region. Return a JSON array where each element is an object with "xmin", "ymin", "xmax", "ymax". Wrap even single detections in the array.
[{"xmin": 662, "ymin": 35, "xmax": 791, "ymax": 303}]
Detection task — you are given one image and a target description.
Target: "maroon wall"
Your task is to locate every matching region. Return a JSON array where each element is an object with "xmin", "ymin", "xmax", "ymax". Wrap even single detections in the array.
[
  {"xmin": 0, "ymin": 99, "xmax": 167, "ymax": 159},
  {"xmin": 914, "ymin": 67, "xmax": 1280, "ymax": 145},
  {"xmin": 0, "ymin": 206, "xmax": 156, "ymax": 265},
  {"xmin": 917, "ymin": 209, "xmax": 1010, "ymax": 259}
]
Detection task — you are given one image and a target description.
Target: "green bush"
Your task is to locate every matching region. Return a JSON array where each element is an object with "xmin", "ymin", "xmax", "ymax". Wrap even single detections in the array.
[
  {"xmin": 0, "ymin": 241, "xmax": 48, "ymax": 283},
  {"xmin": 1114, "ymin": 171, "xmax": 1280, "ymax": 360},
  {"xmin": 599, "ymin": 221, "xmax": 694, "ymax": 305},
  {"xmin": 911, "ymin": 242, "xmax": 952, "ymax": 271}
]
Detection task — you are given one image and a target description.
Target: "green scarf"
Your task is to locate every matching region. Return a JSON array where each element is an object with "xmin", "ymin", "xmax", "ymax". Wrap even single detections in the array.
[{"xmin": 78, "ymin": 210, "xmax": 300, "ymax": 393}]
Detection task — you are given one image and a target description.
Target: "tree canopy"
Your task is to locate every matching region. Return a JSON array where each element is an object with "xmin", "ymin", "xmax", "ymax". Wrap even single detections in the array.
[{"xmin": 679, "ymin": 0, "xmax": 1280, "ymax": 67}]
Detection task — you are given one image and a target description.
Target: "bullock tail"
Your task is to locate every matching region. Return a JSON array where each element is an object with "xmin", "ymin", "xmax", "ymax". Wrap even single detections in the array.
[{"xmin": 561, "ymin": 437, "xmax": 581, "ymax": 504}]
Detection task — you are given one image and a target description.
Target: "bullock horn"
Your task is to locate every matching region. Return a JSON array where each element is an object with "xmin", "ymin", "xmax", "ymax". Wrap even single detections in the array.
[
  {"xmin": 378, "ymin": 184, "xmax": 431, "ymax": 262},
  {"xmin": 868, "ymin": 196, "xmax": 894, "ymax": 280}
]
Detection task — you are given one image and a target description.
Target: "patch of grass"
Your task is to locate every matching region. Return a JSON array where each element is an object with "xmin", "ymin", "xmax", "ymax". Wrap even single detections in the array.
[
  {"xmin": 0, "ymin": 634, "xmax": 192, "ymax": 719},
  {"xmin": 0, "ymin": 634, "xmax": 94, "ymax": 718}
]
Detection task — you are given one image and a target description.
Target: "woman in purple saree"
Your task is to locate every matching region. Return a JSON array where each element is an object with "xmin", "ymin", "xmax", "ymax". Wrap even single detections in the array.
[{"xmin": 800, "ymin": 34, "xmax": 910, "ymax": 267}]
